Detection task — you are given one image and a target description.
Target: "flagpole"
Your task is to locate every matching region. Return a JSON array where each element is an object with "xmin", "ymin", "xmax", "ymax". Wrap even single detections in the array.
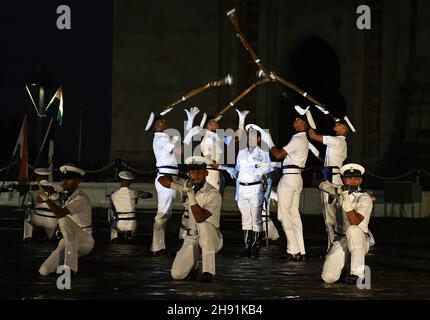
[
  {"xmin": 20, "ymin": 117, "xmax": 54, "ymax": 209},
  {"xmin": 1, "ymin": 115, "xmax": 27, "ymax": 190}
]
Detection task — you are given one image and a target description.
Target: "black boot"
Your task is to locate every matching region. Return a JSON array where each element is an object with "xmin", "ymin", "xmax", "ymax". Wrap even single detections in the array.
[
  {"xmin": 241, "ymin": 230, "xmax": 253, "ymax": 257},
  {"xmin": 250, "ymin": 231, "xmax": 262, "ymax": 258}
]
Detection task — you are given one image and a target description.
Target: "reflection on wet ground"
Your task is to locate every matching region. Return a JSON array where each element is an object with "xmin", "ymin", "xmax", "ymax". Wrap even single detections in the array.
[{"xmin": 1, "ymin": 208, "xmax": 430, "ymax": 300}]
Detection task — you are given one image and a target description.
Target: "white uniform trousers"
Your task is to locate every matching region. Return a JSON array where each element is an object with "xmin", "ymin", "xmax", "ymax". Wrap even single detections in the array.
[
  {"xmin": 321, "ymin": 174, "xmax": 342, "ymax": 251},
  {"xmin": 277, "ymin": 174, "xmax": 305, "ymax": 255},
  {"xmin": 321, "ymin": 192, "xmax": 337, "ymax": 250},
  {"xmin": 171, "ymin": 222, "xmax": 223, "ymax": 279},
  {"xmin": 206, "ymin": 169, "xmax": 220, "ymax": 191},
  {"xmin": 237, "ymin": 184, "xmax": 264, "ymax": 232},
  {"xmin": 39, "ymin": 216, "xmax": 94, "ymax": 275},
  {"xmin": 110, "ymin": 212, "xmax": 137, "ymax": 240},
  {"xmin": 23, "ymin": 210, "xmax": 58, "ymax": 240},
  {"xmin": 321, "ymin": 225, "xmax": 370, "ymax": 284},
  {"xmin": 151, "ymin": 174, "xmax": 177, "ymax": 252}
]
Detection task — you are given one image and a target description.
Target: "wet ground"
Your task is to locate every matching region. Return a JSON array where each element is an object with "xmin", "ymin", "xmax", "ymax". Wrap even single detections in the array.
[{"xmin": 1, "ymin": 207, "xmax": 430, "ymax": 300}]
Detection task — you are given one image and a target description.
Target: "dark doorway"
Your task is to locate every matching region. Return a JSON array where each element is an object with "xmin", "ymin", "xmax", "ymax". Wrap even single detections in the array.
[{"xmin": 279, "ymin": 37, "xmax": 344, "ymax": 147}]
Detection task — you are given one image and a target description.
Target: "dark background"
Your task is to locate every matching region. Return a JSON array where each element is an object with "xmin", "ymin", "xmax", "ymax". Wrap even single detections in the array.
[{"xmin": 0, "ymin": 0, "xmax": 113, "ymax": 169}]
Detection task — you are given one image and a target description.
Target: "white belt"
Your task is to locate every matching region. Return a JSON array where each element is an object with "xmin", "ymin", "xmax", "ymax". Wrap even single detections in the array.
[
  {"xmin": 282, "ymin": 168, "xmax": 302, "ymax": 174},
  {"xmin": 157, "ymin": 167, "xmax": 179, "ymax": 175}
]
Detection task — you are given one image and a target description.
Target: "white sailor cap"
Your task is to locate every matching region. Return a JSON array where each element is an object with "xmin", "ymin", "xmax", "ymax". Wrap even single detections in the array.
[
  {"xmin": 59, "ymin": 164, "xmax": 85, "ymax": 179},
  {"xmin": 294, "ymin": 105, "xmax": 316, "ymax": 129},
  {"xmin": 184, "ymin": 156, "xmax": 212, "ymax": 170},
  {"xmin": 245, "ymin": 123, "xmax": 262, "ymax": 133},
  {"xmin": 340, "ymin": 163, "xmax": 365, "ymax": 177},
  {"xmin": 118, "ymin": 171, "xmax": 134, "ymax": 180},
  {"xmin": 335, "ymin": 115, "xmax": 356, "ymax": 133},
  {"xmin": 34, "ymin": 168, "xmax": 51, "ymax": 176}
]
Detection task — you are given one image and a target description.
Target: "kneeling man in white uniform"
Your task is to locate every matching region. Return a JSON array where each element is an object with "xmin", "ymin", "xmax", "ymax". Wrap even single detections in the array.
[
  {"xmin": 158, "ymin": 156, "xmax": 223, "ymax": 283},
  {"xmin": 38, "ymin": 164, "xmax": 94, "ymax": 276},
  {"xmin": 320, "ymin": 163, "xmax": 373, "ymax": 284},
  {"xmin": 109, "ymin": 170, "xmax": 153, "ymax": 242}
]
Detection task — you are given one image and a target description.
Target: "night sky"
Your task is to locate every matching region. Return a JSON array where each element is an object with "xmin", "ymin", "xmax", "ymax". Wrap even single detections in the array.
[{"xmin": 0, "ymin": 0, "xmax": 113, "ymax": 168}]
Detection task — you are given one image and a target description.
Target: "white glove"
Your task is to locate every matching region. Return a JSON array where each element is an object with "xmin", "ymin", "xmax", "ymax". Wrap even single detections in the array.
[
  {"xmin": 185, "ymin": 107, "xmax": 200, "ymax": 131},
  {"xmin": 35, "ymin": 184, "xmax": 49, "ymax": 202},
  {"xmin": 219, "ymin": 165, "xmax": 237, "ymax": 179},
  {"xmin": 170, "ymin": 181, "xmax": 185, "ymax": 193},
  {"xmin": 186, "ymin": 189, "xmax": 197, "ymax": 206},
  {"xmin": 339, "ymin": 189, "xmax": 353, "ymax": 212},
  {"xmin": 255, "ymin": 162, "xmax": 281, "ymax": 169},
  {"xmin": 319, "ymin": 181, "xmax": 339, "ymax": 199},
  {"xmin": 48, "ymin": 192, "xmax": 60, "ymax": 201},
  {"xmin": 260, "ymin": 130, "xmax": 275, "ymax": 149},
  {"xmin": 235, "ymin": 109, "xmax": 250, "ymax": 129},
  {"xmin": 183, "ymin": 126, "xmax": 201, "ymax": 145}
]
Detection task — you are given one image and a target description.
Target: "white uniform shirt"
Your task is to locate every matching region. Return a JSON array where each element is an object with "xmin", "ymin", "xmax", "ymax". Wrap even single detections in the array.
[
  {"xmin": 200, "ymin": 130, "xmax": 224, "ymax": 163},
  {"xmin": 187, "ymin": 182, "xmax": 222, "ymax": 229},
  {"xmin": 153, "ymin": 132, "xmax": 178, "ymax": 170},
  {"xmin": 282, "ymin": 132, "xmax": 309, "ymax": 168},
  {"xmin": 322, "ymin": 135, "xmax": 347, "ymax": 167},
  {"xmin": 235, "ymin": 147, "xmax": 271, "ymax": 183},
  {"xmin": 111, "ymin": 187, "xmax": 137, "ymax": 213},
  {"xmin": 337, "ymin": 190, "xmax": 373, "ymax": 234},
  {"xmin": 63, "ymin": 188, "xmax": 92, "ymax": 230}
]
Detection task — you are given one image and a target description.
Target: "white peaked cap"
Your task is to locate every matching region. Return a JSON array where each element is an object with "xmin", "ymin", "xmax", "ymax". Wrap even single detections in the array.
[
  {"xmin": 34, "ymin": 168, "xmax": 51, "ymax": 176},
  {"xmin": 185, "ymin": 156, "xmax": 213, "ymax": 166},
  {"xmin": 118, "ymin": 170, "xmax": 134, "ymax": 180},
  {"xmin": 340, "ymin": 163, "xmax": 365, "ymax": 176},
  {"xmin": 59, "ymin": 164, "xmax": 85, "ymax": 177}
]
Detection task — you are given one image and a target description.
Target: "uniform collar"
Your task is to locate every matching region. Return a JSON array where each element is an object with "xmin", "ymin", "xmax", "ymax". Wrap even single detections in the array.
[
  {"xmin": 196, "ymin": 182, "xmax": 211, "ymax": 195},
  {"xmin": 293, "ymin": 131, "xmax": 307, "ymax": 137},
  {"xmin": 247, "ymin": 145, "xmax": 261, "ymax": 154}
]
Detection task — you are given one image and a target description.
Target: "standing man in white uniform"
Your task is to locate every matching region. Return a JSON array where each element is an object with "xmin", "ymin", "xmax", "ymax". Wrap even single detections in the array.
[
  {"xmin": 109, "ymin": 171, "xmax": 153, "ymax": 243},
  {"xmin": 308, "ymin": 120, "xmax": 349, "ymax": 250},
  {"xmin": 235, "ymin": 124, "xmax": 272, "ymax": 257},
  {"xmin": 158, "ymin": 156, "xmax": 223, "ymax": 283},
  {"xmin": 38, "ymin": 164, "xmax": 94, "ymax": 276},
  {"xmin": 23, "ymin": 168, "xmax": 61, "ymax": 242},
  {"xmin": 199, "ymin": 116, "xmax": 225, "ymax": 191},
  {"xmin": 320, "ymin": 163, "xmax": 373, "ymax": 284},
  {"xmin": 261, "ymin": 112, "xmax": 312, "ymax": 261},
  {"xmin": 145, "ymin": 113, "xmax": 181, "ymax": 256}
]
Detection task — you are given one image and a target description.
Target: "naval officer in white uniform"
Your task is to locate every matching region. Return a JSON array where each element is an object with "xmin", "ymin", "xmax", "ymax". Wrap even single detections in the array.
[
  {"xmin": 38, "ymin": 164, "xmax": 94, "ymax": 276},
  {"xmin": 23, "ymin": 168, "xmax": 61, "ymax": 242},
  {"xmin": 308, "ymin": 119, "xmax": 350, "ymax": 250},
  {"xmin": 320, "ymin": 163, "xmax": 373, "ymax": 284},
  {"xmin": 109, "ymin": 171, "xmax": 153, "ymax": 242},
  {"xmin": 158, "ymin": 156, "xmax": 223, "ymax": 283},
  {"xmin": 260, "ymin": 108, "xmax": 314, "ymax": 261}
]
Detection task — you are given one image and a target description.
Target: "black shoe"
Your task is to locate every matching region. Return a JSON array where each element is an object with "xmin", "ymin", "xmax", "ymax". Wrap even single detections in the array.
[
  {"xmin": 344, "ymin": 274, "xmax": 360, "ymax": 285},
  {"xmin": 151, "ymin": 249, "xmax": 168, "ymax": 257},
  {"xmin": 299, "ymin": 254, "xmax": 306, "ymax": 261},
  {"xmin": 200, "ymin": 272, "xmax": 214, "ymax": 283},
  {"xmin": 23, "ymin": 237, "xmax": 32, "ymax": 243},
  {"xmin": 111, "ymin": 238, "xmax": 118, "ymax": 244},
  {"xmin": 186, "ymin": 268, "xmax": 199, "ymax": 281},
  {"xmin": 285, "ymin": 253, "xmax": 301, "ymax": 262}
]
